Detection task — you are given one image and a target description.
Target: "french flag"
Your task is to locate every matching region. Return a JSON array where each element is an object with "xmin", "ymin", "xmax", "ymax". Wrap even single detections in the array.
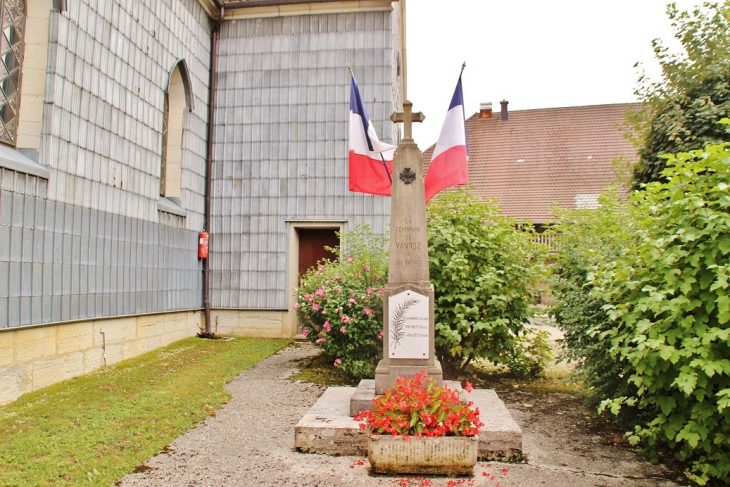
[
  {"xmin": 348, "ymin": 75, "xmax": 396, "ymax": 196},
  {"xmin": 424, "ymin": 75, "xmax": 469, "ymax": 202}
]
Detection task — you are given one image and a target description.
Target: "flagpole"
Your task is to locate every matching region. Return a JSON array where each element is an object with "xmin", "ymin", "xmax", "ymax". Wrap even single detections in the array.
[{"xmin": 380, "ymin": 153, "xmax": 392, "ymax": 183}]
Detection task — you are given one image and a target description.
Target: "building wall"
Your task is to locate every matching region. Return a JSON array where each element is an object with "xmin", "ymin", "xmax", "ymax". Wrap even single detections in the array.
[
  {"xmin": 0, "ymin": 0, "xmax": 213, "ymax": 330},
  {"xmin": 211, "ymin": 9, "xmax": 400, "ymax": 311},
  {"xmin": 0, "ymin": 309, "xmax": 202, "ymax": 405}
]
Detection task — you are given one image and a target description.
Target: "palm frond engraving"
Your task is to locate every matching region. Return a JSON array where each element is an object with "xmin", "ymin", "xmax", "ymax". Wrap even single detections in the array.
[{"xmin": 390, "ymin": 297, "xmax": 420, "ymax": 349}]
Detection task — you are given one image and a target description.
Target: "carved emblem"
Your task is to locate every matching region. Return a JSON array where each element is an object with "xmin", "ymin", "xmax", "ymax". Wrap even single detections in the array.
[{"xmin": 400, "ymin": 167, "xmax": 416, "ymax": 184}]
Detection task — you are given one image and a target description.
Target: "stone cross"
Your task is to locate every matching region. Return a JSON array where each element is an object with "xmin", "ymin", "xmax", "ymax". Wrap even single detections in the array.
[
  {"xmin": 373, "ymin": 100, "xmax": 443, "ymax": 394},
  {"xmin": 390, "ymin": 101, "xmax": 425, "ymax": 141}
]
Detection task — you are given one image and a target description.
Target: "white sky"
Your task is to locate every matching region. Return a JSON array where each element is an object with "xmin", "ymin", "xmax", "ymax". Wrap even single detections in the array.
[{"xmin": 406, "ymin": 0, "xmax": 698, "ymax": 149}]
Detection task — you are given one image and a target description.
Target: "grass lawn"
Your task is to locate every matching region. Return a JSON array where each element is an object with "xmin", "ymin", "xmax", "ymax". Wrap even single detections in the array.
[{"xmin": 0, "ymin": 336, "xmax": 290, "ymax": 486}]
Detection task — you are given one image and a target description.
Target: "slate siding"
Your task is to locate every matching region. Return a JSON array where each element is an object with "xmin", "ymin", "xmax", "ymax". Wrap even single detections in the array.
[
  {"xmin": 211, "ymin": 11, "xmax": 399, "ymax": 310},
  {"xmin": 0, "ymin": 0, "xmax": 211, "ymax": 328}
]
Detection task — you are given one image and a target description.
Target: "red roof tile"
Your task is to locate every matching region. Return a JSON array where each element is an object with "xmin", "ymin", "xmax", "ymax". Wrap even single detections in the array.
[{"xmin": 423, "ymin": 103, "xmax": 640, "ymax": 223}]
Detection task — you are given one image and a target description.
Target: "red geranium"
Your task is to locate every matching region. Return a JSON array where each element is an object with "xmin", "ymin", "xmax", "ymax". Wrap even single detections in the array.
[{"xmin": 354, "ymin": 371, "xmax": 483, "ymax": 438}]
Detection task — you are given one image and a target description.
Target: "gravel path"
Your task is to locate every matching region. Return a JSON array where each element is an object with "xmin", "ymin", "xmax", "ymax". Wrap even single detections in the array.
[{"xmin": 119, "ymin": 343, "xmax": 681, "ymax": 487}]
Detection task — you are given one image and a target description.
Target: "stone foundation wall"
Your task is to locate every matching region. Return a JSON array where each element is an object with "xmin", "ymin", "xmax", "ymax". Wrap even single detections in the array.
[
  {"xmin": 210, "ymin": 310, "xmax": 292, "ymax": 338},
  {"xmin": 0, "ymin": 310, "xmax": 203, "ymax": 405}
]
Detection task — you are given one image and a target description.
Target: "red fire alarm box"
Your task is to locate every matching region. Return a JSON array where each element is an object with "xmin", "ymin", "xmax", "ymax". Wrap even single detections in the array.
[{"xmin": 198, "ymin": 232, "xmax": 209, "ymax": 259}]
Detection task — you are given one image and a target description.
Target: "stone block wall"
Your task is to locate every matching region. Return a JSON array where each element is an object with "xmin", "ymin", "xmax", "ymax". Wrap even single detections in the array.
[
  {"xmin": 0, "ymin": 310, "xmax": 202, "ymax": 405},
  {"xmin": 210, "ymin": 310, "xmax": 289, "ymax": 338}
]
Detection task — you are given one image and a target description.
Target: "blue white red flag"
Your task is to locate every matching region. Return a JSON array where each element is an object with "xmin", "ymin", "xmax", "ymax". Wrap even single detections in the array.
[
  {"xmin": 348, "ymin": 75, "xmax": 396, "ymax": 196},
  {"xmin": 424, "ymin": 75, "xmax": 469, "ymax": 202}
]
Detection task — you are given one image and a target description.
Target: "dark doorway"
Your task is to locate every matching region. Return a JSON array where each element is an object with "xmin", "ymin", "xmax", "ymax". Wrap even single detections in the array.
[{"xmin": 297, "ymin": 228, "xmax": 339, "ymax": 280}]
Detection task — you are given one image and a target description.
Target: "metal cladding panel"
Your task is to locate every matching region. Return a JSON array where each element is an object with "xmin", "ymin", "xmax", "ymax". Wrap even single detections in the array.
[
  {"xmin": 42, "ymin": 0, "xmax": 211, "ymax": 231},
  {"xmin": 0, "ymin": 180, "xmax": 202, "ymax": 329},
  {"xmin": 0, "ymin": 0, "xmax": 215, "ymax": 328},
  {"xmin": 213, "ymin": 11, "xmax": 399, "ymax": 310}
]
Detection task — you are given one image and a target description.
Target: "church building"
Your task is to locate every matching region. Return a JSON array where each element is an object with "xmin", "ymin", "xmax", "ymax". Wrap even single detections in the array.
[{"xmin": 0, "ymin": 0, "xmax": 403, "ymax": 404}]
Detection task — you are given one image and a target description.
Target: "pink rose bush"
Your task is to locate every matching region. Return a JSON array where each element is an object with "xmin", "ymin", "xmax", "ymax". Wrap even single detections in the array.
[{"xmin": 295, "ymin": 225, "xmax": 388, "ymax": 378}]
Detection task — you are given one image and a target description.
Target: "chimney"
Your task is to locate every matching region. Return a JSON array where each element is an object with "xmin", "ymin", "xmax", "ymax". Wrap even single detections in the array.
[
  {"xmin": 479, "ymin": 102, "xmax": 493, "ymax": 118},
  {"xmin": 500, "ymin": 99, "xmax": 509, "ymax": 121}
]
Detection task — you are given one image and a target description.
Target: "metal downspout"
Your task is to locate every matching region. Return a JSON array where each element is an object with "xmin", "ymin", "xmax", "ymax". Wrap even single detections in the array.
[{"xmin": 203, "ymin": 5, "xmax": 224, "ymax": 335}]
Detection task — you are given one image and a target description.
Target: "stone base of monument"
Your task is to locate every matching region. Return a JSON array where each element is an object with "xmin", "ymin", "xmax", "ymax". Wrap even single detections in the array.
[
  {"xmin": 295, "ymin": 385, "xmax": 522, "ymax": 461},
  {"xmin": 374, "ymin": 361, "xmax": 444, "ymax": 395}
]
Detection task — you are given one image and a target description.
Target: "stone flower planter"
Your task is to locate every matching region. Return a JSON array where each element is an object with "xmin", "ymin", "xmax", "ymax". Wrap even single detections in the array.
[{"xmin": 368, "ymin": 434, "xmax": 478, "ymax": 476}]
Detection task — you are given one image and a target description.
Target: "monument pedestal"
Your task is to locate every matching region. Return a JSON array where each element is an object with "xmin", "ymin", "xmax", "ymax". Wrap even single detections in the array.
[{"xmin": 296, "ymin": 385, "xmax": 523, "ymax": 461}]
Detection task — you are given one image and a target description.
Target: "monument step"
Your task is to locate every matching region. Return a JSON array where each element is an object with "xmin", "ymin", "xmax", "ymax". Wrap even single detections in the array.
[{"xmin": 295, "ymin": 386, "xmax": 522, "ymax": 461}]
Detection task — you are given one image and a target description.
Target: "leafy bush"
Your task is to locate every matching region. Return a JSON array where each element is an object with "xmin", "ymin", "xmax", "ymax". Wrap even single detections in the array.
[
  {"xmin": 503, "ymin": 327, "xmax": 553, "ymax": 379},
  {"xmin": 426, "ymin": 188, "xmax": 546, "ymax": 377},
  {"xmin": 295, "ymin": 225, "xmax": 388, "ymax": 379},
  {"xmin": 552, "ymin": 139, "xmax": 730, "ymax": 484},
  {"xmin": 595, "ymin": 142, "xmax": 730, "ymax": 485},
  {"xmin": 550, "ymin": 189, "xmax": 646, "ymax": 421}
]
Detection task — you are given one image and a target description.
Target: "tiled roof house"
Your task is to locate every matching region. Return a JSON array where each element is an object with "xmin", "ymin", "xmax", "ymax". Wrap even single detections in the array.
[{"xmin": 424, "ymin": 102, "xmax": 640, "ymax": 224}]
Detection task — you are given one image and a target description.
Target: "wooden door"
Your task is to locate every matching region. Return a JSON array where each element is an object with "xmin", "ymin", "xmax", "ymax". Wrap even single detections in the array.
[{"xmin": 297, "ymin": 228, "xmax": 339, "ymax": 280}]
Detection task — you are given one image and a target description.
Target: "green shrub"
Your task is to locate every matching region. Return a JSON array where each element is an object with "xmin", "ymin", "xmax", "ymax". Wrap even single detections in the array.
[
  {"xmin": 295, "ymin": 225, "xmax": 388, "ymax": 379},
  {"xmin": 426, "ymin": 188, "xmax": 546, "ymax": 377},
  {"xmin": 503, "ymin": 327, "xmax": 553, "ymax": 378},
  {"xmin": 553, "ymin": 138, "xmax": 730, "ymax": 484},
  {"xmin": 593, "ymin": 141, "xmax": 730, "ymax": 485},
  {"xmin": 550, "ymin": 189, "xmax": 646, "ymax": 422}
]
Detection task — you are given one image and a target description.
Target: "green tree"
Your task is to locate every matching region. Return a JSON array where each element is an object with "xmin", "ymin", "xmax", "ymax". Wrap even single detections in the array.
[
  {"xmin": 631, "ymin": 1, "xmax": 730, "ymax": 187},
  {"xmin": 426, "ymin": 188, "xmax": 545, "ymax": 377}
]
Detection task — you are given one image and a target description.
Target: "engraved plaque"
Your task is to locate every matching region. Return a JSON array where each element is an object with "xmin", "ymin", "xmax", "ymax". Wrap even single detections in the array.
[{"xmin": 388, "ymin": 290, "xmax": 429, "ymax": 359}]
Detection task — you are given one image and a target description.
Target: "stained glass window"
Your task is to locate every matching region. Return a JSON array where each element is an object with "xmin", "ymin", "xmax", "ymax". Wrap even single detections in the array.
[{"xmin": 0, "ymin": 0, "xmax": 25, "ymax": 146}]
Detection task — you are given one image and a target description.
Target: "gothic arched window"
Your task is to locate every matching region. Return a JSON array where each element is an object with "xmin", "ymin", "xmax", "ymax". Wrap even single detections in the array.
[
  {"xmin": 0, "ymin": 0, "xmax": 25, "ymax": 146},
  {"xmin": 160, "ymin": 59, "xmax": 193, "ymax": 200}
]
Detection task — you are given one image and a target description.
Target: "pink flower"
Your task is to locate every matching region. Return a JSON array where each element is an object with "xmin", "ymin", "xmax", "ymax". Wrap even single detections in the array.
[
  {"xmin": 349, "ymin": 298, "xmax": 356, "ymax": 303},
  {"xmin": 315, "ymin": 287, "xmax": 325, "ymax": 296},
  {"xmin": 294, "ymin": 303, "xmax": 300, "ymax": 311},
  {"xmin": 464, "ymin": 381, "xmax": 474, "ymax": 393},
  {"xmin": 364, "ymin": 265, "xmax": 370, "ymax": 272},
  {"xmin": 321, "ymin": 309, "xmax": 327, "ymax": 314},
  {"xmin": 340, "ymin": 326, "xmax": 347, "ymax": 334},
  {"xmin": 312, "ymin": 303, "xmax": 319, "ymax": 311},
  {"xmin": 354, "ymin": 273, "xmax": 361, "ymax": 279},
  {"xmin": 302, "ymin": 328, "xmax": 309, "ymax": 336},
  {"xmin": 334, "ymin": 274, "xmax": 341, "ymax": 280},
  {"xmin": 378, "ymin": 330, "xmax": 384, "ymax": 340},
  {"xmin": 334, "ymin": 358, "xmax": 342, "ymax": 366},
  {"xmin": 324, "ymin": 321, "xmax": 331, "ymax": 332},
  {"xmin": 341, "ymin": 314, "xmax": 350, "ymax": 323},
  {"xmin": 364, "ymin": 308, "xmax": 372, "ymax": 316},
  {"xmin": 367, "ymin": 287, "xmax": 373, "ymax": 295},
  {"xmin": 347, "ymin": 256, "xmax": 354, "ymax": 262},
  {"xmin": 316, "ymin": 337, "xmax": 327, "ymax": 344}
]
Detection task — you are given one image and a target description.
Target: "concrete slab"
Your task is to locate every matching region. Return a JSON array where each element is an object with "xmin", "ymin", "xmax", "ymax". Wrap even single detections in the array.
[
  {"xmin": 294, "ymin": 387, "xmax": 367, "ymax": 456},
  {"xmin": 464, "ymin": 388, "xmax": 523, "ymax": 461},
  {"xmin": 296, "ymin": 386, "xmax": 522, "ymax": 461}
]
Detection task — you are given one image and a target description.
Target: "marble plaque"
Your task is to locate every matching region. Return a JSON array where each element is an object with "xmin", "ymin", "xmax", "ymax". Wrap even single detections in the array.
[{"xmin": 388, "ymin": 290, "xmax": 429, "ymax": 359}]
